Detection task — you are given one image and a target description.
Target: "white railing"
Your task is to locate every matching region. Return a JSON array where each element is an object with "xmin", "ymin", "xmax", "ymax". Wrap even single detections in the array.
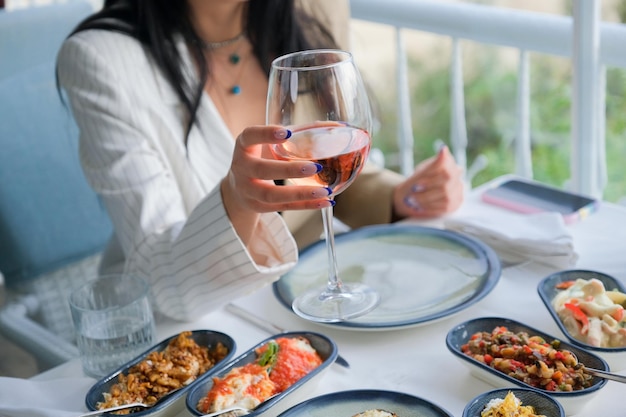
[{"xmin": 350, "ymin": 0, "xmax": 626, "ymax": 198}]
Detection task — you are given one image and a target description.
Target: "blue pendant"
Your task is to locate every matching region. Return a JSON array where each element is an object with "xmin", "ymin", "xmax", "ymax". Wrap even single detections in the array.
[
  {"xmin": 231, "ymin": 85, "xmax": 241, "ymax": 95},
  {"xmin": 229, "ymin": 53, "xmax": 240, "ymax": 64}
]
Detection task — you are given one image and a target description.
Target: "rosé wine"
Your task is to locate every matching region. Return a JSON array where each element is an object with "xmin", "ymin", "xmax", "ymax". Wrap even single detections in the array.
[{"xmin": 271, "ymin": 125, "xmax": 371, "ymax": 196}]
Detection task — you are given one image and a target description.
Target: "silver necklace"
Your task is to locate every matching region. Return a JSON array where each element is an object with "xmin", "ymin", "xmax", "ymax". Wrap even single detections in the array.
[{"xmin": 201, "ymin": 31, "xmax": 245, "ymax": 51}]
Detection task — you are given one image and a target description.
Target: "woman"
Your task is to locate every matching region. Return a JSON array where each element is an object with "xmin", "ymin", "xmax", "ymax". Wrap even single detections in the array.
[{"xmin": 57, "ymin": 0, "xmax": 463, "ymax": 321}]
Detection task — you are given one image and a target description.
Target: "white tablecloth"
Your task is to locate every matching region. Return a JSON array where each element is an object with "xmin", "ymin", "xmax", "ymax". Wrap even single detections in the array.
[{"xmin": 27, "ymin": 181, "xmax": 626, "ymax": 417}]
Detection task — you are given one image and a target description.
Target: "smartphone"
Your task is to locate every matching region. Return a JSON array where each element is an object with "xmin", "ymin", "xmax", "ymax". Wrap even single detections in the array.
[{"xmin": 481, "ymin": 179, "xmax": 599, "ymax": 224}]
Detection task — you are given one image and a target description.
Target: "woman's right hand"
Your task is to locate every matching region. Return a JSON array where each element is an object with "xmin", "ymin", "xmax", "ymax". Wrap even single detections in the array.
[{"xmin": 221, "ymin": 125, "xmax": 334, "ymax": 243}]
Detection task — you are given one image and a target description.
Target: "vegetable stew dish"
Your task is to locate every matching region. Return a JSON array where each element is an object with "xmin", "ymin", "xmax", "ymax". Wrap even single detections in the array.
[{"xmin": 446, "ymin": 317, "xmax": 608, "ymax": 416}]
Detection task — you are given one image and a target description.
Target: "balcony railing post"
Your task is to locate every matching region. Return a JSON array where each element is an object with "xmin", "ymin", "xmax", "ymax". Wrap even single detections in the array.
[
  {"xmin": 571, "ymin": 0, "xmax": 601, "ymax": 197},
  {"xmin": 395, "ymin": 27, "xmax": 414, "ymax": 177},
  {"xmin": 597, "ymin": 66, "xmax": 608, "ymax": 192},
  {"xmin": 515, "ymin": 49, "xmax": 532, "ymax": 179},
  {"xmin": 450, "ymin": 38, "xmax": 467, "ymax": 174}
]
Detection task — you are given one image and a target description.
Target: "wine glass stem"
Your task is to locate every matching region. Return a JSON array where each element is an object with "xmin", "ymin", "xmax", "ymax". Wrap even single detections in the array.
[{"xmin": 321, "ymin": 204, "xmax": 343, "ymax": 294}]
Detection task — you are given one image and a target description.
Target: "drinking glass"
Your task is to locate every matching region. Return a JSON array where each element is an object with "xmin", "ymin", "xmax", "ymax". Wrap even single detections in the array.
[
  {"xmin": 267, "ymin": 49, "xmax": 380, "ymax": 322},
  {"xmin": 69, "ymin": 273, "xmax": 156, "ymax": 378}
]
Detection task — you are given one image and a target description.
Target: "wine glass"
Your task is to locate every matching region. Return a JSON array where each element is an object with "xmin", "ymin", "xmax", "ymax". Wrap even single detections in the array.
[{"xmin": 266, "ymin": 49, "xmax": 380, "ymax": 322}]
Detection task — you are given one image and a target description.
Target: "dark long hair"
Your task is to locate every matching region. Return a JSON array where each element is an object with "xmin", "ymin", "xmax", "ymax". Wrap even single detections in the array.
[{"xmin": 62, "ymin": 0, "xmax": 338, "ymax": 142}]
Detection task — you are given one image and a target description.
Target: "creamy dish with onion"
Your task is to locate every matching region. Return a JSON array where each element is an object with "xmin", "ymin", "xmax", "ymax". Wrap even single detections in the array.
[
  {"xmin": 552, "ymin": 278, "xmax": 626, "ymax": 347},
  {"xmin": 481, "ymin": 391, "xmax": 546, "ymax": 417},
  {"xmin": 196, "ymin": 336, "xmax": 322, "ymax": 414}
]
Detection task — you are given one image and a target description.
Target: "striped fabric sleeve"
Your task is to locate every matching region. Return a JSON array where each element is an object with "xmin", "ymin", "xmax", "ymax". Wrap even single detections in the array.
[
  {"xmin": 57, "ymin": 32, "xmax": 297, "ymax": 321},
  {"xmin": 126, "ymin": 187, "xmax": 297, "ymax": 321}
]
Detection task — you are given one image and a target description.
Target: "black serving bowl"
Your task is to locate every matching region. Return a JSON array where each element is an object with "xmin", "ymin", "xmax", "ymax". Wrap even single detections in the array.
[
  {"xmin": 185, "ymin": 331, "xmax": 337, "ymax": 417},
  {"xmin": 462, "ymin": 388, "xmax": 565, "ymax": 417},
  {"xmin": 85, "ymin": 330, "xmax": 236, "ymax": 417},
  {"xmin": 538, "ymin": 269, "xmax": 626, "ymax": 371},
  {"xmin": 446, "ymin": 316, "xmax": 608, "ymax": 416}
]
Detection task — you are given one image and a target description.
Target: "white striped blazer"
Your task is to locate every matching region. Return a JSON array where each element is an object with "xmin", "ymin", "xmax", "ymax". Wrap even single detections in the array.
[{"xmin": 57, "ymin": 30, "xmax": 298, "ymax": 322}]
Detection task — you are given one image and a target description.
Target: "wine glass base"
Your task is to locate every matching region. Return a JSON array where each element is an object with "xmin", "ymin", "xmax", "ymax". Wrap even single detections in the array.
[{"xmin": 292, "ymin": 283, "xmax": 380, "ymax": 323}]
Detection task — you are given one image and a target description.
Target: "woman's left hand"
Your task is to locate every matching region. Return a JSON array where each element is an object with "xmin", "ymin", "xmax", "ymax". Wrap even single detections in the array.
[{"xmin": 392, "ymin": 145, "xmax": 465, "ymax": 219}]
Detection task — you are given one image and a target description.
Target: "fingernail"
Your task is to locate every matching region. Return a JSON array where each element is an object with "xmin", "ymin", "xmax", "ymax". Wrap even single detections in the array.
[
  {"xmin": 301, "ymin": 163, "xmax": 323, "ymax": 175},
  {"xmin": 404, "ymin": 195, "xmax": 422, "ymax": 211},
  {"xmin": 274, "ymin": 129, "xmax": 292, "ymax": 140},
  {"xmin": 411, "ymin": 184, "xmax": 425, "ymax": 193},
  {"xmin": 312, "ymin": 187, "xmax": 332, "ymax": 197},
  {"xmin": 318, "ymin": 199, "xmax": 336, "ymax": 208}
]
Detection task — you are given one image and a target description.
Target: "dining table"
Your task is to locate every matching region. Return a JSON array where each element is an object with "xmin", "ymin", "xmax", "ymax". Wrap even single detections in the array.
[{"xmin": 30, "ymin": 176, "xmax": 625, "ymax": 417}]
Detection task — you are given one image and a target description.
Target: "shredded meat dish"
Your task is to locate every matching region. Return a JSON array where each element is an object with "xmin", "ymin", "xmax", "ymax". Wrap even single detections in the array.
[{"xmin": 97, "ymin": 331, "xmax": 229, "ymax": 414}]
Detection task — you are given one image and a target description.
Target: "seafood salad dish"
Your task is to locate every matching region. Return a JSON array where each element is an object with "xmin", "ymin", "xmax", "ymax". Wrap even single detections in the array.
[{"xmin": 551, "ymin": 278, "xmax": 626, "ymax": 348}]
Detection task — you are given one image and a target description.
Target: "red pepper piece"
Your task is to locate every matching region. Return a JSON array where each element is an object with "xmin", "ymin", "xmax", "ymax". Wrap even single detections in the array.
[
  {"xmin": 564, "ymin": 302, "xmax": 589, "ymax": 334},
  {"xmin": 556, "ymin": 280, "xmax": 576, "ymax": 289}
]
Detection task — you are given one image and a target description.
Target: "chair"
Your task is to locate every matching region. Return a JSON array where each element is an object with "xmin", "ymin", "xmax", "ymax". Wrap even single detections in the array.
[{"xmin": 0, "ymin": 0, "xmax": 112, "ymax": 372}]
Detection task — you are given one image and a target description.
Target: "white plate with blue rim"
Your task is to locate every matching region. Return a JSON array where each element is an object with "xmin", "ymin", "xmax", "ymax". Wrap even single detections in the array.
[{"xmin": 273, "ymin": 224, "xmax": 501, "ymax": 331}]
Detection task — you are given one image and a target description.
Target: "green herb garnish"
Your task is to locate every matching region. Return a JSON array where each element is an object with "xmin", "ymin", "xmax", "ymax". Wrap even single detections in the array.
[{"xmin": 257, "ymin": 340, "xmax": 279, "ymax": 371}]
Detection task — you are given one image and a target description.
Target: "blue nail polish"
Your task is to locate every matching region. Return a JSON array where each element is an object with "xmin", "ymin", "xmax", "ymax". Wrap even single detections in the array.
[
  {"xmin": 275, "ymin": 129, "xmax": 292, "ymax": 140},
  {"xmin": 411, "ymin": 184, "xmax": 425, "ymax": 193},
  {"xmin": 302, "ymin": 163, "xmax": 324, "ymax": 176},
  {"xmin": 312, "ymin": 187, "xmax": 333, "ymax": 198},
  {"xmin": 329, "ymin": 199, "xmax": 336, "ymax": 207},
  {"xmin": 404, "ymin": 195, "xmax": 422, "ymax": 211}
]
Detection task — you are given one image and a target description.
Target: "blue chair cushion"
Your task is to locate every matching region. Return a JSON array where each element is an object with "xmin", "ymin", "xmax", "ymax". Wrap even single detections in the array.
[
  {"xmin": 0, "ymin": 2, "xmax": 112, "ymax": 288},
  {"xmin": 0, "ymin": 1, "xmax": 93, "ymax": 79}
]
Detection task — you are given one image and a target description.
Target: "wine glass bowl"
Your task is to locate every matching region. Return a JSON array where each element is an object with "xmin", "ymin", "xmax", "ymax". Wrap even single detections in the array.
[
  {"xmin": 267, "ymin": 49, "xmax": 380, "ymax": 322},
  {"xmin": 270, "ymin": 123, "xmax": 371, "ymax": 196}
]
